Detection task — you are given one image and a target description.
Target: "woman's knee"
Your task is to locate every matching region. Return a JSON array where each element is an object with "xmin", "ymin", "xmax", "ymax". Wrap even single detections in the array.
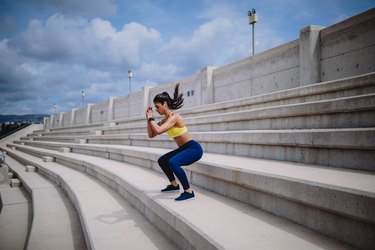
[
  {"xmin": 168, "ymin": 158, "xmax": 180, "ymax": 171},
  {"xmin": 158, "ymin": 155, "xmax": 168, "ymax": 167}
]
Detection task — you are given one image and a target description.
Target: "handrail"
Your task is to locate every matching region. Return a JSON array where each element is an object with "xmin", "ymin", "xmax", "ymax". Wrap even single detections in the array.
[{"xmin": 0, "ymin": 123, "xmax": 31, "ymax": 140}]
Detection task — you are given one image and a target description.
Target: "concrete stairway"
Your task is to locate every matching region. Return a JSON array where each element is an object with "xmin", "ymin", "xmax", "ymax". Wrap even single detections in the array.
[
  {"xmin": 1, "ymin": 149, "xmax": 177, "ymax": 250},
  {"xmin": 25, "ymin": 73, "xmax": 375, "ymax": 170},
  {"xmin": 0, "ymin": 184, "xmax": 31, "ymax": 250},
  {"xmin": 2, "ymin": 145, "xmax": 356, "ymax": 250},
  {"xmin": 2, "ymin": 72, "xmax": 375, "ymax": 249},
  {"xmin": 3, "ymin": 156, "xmax": 87, "ymax": 250}
]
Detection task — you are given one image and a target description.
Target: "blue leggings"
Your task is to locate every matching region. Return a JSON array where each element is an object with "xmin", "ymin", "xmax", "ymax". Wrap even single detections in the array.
[{"xmin": 158, "ymin": 140, "xmax": 203, "ymax": 190}]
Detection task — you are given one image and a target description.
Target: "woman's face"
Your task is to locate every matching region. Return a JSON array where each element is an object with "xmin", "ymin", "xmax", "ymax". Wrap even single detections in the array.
[{"xmin": 154, "ymin": 101, "xmax": 168, "ymax": 115}]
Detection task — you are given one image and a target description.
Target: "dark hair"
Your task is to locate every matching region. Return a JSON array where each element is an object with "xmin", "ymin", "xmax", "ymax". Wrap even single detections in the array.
[{"xmin": 153, "ymin": 83, "xmax": 184, "ymax": 110}]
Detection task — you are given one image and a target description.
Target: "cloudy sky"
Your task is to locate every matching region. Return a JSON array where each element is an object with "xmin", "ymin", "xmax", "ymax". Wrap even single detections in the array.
[{"xmin": 0, "ymin": 0, "xmax": 374, "ymax": 115}]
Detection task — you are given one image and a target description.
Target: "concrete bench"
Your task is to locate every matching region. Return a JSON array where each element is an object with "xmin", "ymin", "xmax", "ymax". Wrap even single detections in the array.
[
  {"xmin": 5, "ymin": 142, "xmax": 375, "ymax": 249},
  {"xmin": 2, "ymin": 145, "xmax": 358, "ymax": 249},
  {"xmin": 4, "ymin": 156, "xmax": 87, "ymax": 250},
  {"xmin": 30, "ymin": 93, "xmax": 375, "ymax": 147},
  {"xmin": 3, "ymin": 147, "xmax": 177, "ymax": 250},
  {"xmin": 44, "ymin": 122, "xmax": 104, "ymax": 135},
  {"xmin": 0, "ymin": 185, "xmax": 31, "ymax": 250},
  {"xmin": 100, "ymin": 93, "xmax": 375, "ymax": 135},
  {"xmin": 30, "ymin": 127, "xmax": 375, "ymax": 171},
  {"xmin": 41, "ymin": 72, "xmax": 375, "ymax": 135},
  {"xmin": 178, "ymin": 71, "xmax": 375, "ymax": 118},
  {"xmin": 34, "ymin": 127, "xmax": 374, "ymax": 170}
]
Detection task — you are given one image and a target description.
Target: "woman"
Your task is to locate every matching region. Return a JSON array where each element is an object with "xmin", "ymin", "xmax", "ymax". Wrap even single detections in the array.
[{"xmin": 145, "ymin": 84, "xmax": 203, "ymax": 201}]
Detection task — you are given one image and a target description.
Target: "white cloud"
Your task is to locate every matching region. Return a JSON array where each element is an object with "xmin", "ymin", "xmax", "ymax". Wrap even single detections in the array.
[
  {"xmin": 0, "ymin": 7, "xmax": 287, "ymax": 115},
  {"xmin": 159, "ymin": 17, "xmax": 234, "ymax": 73},
  {"xmin": 10, "ymin": 14, "xmax": 162, "ymax": 69},
  {"xmin": 0, "ymin": 15, "xmax": 164, "ymax": 114}
]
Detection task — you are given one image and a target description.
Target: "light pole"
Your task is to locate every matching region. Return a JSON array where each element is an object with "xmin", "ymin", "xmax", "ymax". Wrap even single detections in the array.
[
  {"xmin": 128, "ymin": 70, "xmax": 133, "ymax": 95},
  {"xmin": 54, "ymin": 103, "xmax": 57, "ymax": 115},
  {"xmin": 248, "ymin": 8, "xmax": 258, "ymax": 56},
  {"xmin": 81, "ymin": 90, "xmax": 85, "ymax": 108},
  {"xmin": 127, "ymin": 70, "xmax": 133, "ymax": 117}
]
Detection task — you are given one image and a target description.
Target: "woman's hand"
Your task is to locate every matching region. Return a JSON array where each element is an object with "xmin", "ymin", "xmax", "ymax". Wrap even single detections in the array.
[{"xmin": 145, "ymin": 106, "xmax": 153, "ymax": 119}]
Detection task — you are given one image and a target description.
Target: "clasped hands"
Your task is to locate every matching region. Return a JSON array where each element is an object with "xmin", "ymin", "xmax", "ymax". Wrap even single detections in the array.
[{"xmin": 145, "ymin": 106, "xmax": 153, "ymax": 120}]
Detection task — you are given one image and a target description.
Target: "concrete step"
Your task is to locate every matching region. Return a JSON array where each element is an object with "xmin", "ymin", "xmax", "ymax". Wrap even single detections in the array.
[
  {"xmin": 1, "ymin": 146, "xmax": 357, "ymax": 250},
  {"xmin": 37, "ymin": 129, "xmax": 103, "ymax": 137},
  {"xmin": 43, "ymin": 72, "xmax": 375, "ymax": 132},
  {"xmin": 101, "ymin": 93, "xmax": 375, "ymax": 135},
  {"xmin": 112, "ymin": 72, "xmax": 375, "ymax": 127},
  {"xmin": 45, "ymin": 121, "xmax": 104, "ymax": 134},
  {"xmin": 24, "ymin": 128, "xmax": 375, "ymax": 171},
  {"xmin": 39, "ymin": 91, "xmax": 375, "ymax": 138},
  {"xmin": 0, "ymin": 185, "xmax": 31, "ymax": 250},
  {"xmin": 5, "ymin": 142, "xmax": 375, "ymax": 249},
  {"xmin": 4, "ymin": 156, "xmax": 87, "ymax": 250},
  {"xmin": 3, "ymin": 148, "xmax": 177, "ymax": 250},
  {"xmin": 185, "ymin": 72, "xmax": 375, "ymax": 117}
]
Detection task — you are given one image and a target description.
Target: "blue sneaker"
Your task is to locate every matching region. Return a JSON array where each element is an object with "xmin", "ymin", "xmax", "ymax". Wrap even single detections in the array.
[
  {"xmin": 161, "ymin": 184, "xmax": 180, "ymax": 192},
  {"xmin": 175, "ymin": 191, "xmax": 195, "ymax": 201}
]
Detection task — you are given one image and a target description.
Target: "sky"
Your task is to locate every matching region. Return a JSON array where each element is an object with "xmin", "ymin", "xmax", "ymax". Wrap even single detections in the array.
[{"xmin": 0, "ymin": 0, "xmax": 374, "ymax": 115}]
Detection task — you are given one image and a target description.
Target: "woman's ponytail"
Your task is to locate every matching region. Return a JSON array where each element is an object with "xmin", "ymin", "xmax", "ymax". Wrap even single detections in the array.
[
  {"xmin": 153, "ymin": 83, "xmax": 184, "ymax": 110},
  {"xmin": 171, "ymin": 83, "xmax": 184, "ymax": 109}
]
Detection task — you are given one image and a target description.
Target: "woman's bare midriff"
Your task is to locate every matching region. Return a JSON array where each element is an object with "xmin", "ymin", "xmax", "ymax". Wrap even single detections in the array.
[{"xmin": 174, "ymin": 132, "xmax": 193, "ymax": 147}]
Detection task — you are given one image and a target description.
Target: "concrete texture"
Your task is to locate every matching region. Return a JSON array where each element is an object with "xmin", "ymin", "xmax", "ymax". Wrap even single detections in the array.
[
  {"xmin": 4, "ymin": 148, "xmax": 177, "ymax": 250},
  {"xmin": 25, "ymin": 165, "xmax": 36, "ymax": 172},
  {"xmin": 320, "ymin": 8, "xmax": 375, "ymax": 81},
  {"xmin": 4, "ymin": 156, "xmax": 87, "ymax": 250},
  {"xmin": 42, "ymin": 156, "xmax": 55, "ymax": 162},
  {"xmin": 32, "ymin": 126, "xmax": 375, "ymax": 171},
  {"xmin": 0, "ymin": 165, "xmax": 9, "ymax": 186},
  {"xmin": 0, "ymin": 186, "xmax": 31, "ymax": 250},
  {"xmin": 3, "ymin": 146, "xmax": 356, "ymax": 250},
  {"xmin": 3, "ymin": 142, "xmax": 374, "ymax": 249},
  {"xmin": 10, "ymin": 178, "xmax": 22, "ymax": 187}
]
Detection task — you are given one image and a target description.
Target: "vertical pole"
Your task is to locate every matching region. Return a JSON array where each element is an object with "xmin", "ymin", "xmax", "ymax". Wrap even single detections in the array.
[
  {"xmin": 252, "ymin": 23, "xmax": 255, "ymax": 56},
  {"xmin": 81, "ymin": 91, "xmax": 85, "ymax": 108},
  {"xmin": 128, "ymin": 77, "xmax": 131, "ymax": 117},
  {"xmin": 127, "ymin": 70, "xmax": 132, "ymax": 117}
]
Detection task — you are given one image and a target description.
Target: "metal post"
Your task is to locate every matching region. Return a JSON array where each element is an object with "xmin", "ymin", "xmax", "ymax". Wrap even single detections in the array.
[
  {"xmin": 248, "ymin": 8, "xmax": 258, "ymax": 56},
  {"xmin": 129, "ymin": 77, "xmax": 132, "ymax": 95},
  {"xmin": 81, "ymin": 90, "xmax": 85, "ymax": 108},
  {"xmin": 252, "ymin": 23, "xmax": 255, "ymax": 56},
  {"xmin": 127, "ymin": 70, "xmax": 133, "ymax": 117}
]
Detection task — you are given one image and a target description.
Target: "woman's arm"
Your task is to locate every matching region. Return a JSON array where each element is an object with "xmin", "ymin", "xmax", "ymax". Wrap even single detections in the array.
[
  {"xmin": 148, "ymin": 115, "xmax": 177, "ymax": 136},
  {"xmin": 147, "ymin": 119, "xmax": 157, "ymax": 138},
  {"xmin": 146, "ymin": 107, "xmax": 157, "ymax": 138}
]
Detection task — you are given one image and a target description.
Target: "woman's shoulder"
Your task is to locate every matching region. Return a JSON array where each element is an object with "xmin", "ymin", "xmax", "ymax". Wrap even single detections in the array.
[{"xmin": 172, "ymin": 112, "xmax": 183, "ymax": 120}]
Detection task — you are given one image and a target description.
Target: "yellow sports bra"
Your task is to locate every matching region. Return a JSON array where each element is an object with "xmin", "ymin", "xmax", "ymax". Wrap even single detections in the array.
[{"xmin": 166, "ymin": 126, "xmax": 188, "ymax": 138}]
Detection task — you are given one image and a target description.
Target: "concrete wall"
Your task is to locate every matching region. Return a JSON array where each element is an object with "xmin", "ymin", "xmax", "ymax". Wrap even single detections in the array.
[
  {"xmin": 147, "ymin": 75, "xmax": 200, "ymax": 109},
  {"xmin": 45, "ymin": 8, "xmax": 375, "ymax": 129},
  {"xmin": 91, "ymin": 99, "xmax": 110, "ymax": 123},
  {"xmin": 113, "ymin": 87, "xmax": 149, "ymax": 120},
  {"xmin": 61, "ymin": 109, "xmax": 76, "ymax": 127},
  {"xmin": 212, "ymin": 40, "xmax": 300, "ymax": 103},
  {"xmin": 320, "ymin": 8, "xmax": 375, "ymax": 81},
  {"xmin": 73, "ymin": 104, "xmax": 92, "ymax": 126}
]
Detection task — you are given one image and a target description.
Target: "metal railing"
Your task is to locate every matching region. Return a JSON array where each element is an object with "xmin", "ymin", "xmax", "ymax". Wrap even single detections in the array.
[{"xmin": 0, "ymin": 123, "xmax": 31, "ymax": 140}]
